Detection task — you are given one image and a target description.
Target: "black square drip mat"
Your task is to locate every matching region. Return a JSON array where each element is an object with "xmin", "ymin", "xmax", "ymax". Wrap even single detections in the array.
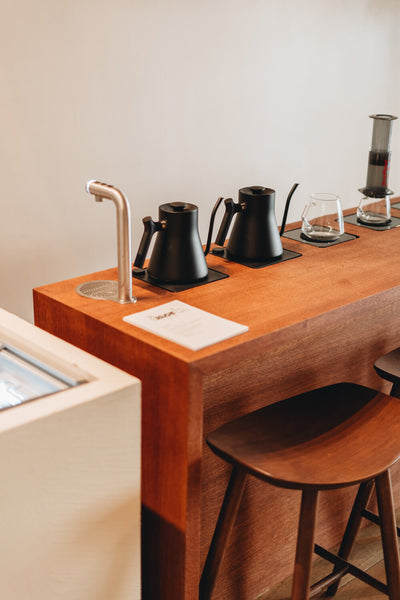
[
  {"xmin": 210, "ymin": 247, "xmax": 301, "ymax": 268},
  {"xmin": 344, "ymin": 213, "xmax": 400, "ymax": 231},
  {"xmin": 283, "ymin": 228, "xmax": 358, "ymax": 247},
  {"xmin": 132, "ymin": 267, "xmax": 228, "ymax": 292}
]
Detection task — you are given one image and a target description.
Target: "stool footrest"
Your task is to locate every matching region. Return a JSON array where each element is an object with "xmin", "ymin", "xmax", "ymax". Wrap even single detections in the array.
[
  {"xmin": 309, "ymin": 568, "xmax": 349, "ymax": 598},
  {"xmin": 362, "ymin": 508, "xmax": 400, "ymax": 537},
  {"xmin": 313, "ymin": 544, "xmax": 388, "ymax": 595}
]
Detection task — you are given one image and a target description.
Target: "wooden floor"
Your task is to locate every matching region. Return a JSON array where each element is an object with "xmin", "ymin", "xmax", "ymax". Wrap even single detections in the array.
[{"xmin": 259, "ymin": 507, "xmax": 400, "ymax": 600}]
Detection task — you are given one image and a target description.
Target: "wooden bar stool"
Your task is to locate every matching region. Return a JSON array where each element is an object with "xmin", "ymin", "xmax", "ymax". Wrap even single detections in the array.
[
  {"xmin": 324, "ymin": 349, "xmax": 400, "ymax": 595},
  {"xmin": 199, "ymin": 383, "xmax": 400, "ymax": 600},
  {"xmin": 323, "ymin": 349, "xmax": 400, "ymax": 597}
]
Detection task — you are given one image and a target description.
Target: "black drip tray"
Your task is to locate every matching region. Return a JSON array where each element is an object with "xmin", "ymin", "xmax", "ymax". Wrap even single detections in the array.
[
  {"xmin": 211, "ymin": 247, "xmax": 301, "ymax": 268},
  {"xmin": 132, "ymin": 267, "xmax": 228, "ymax": 292},
  {"xmin": 283, "ymin": 228, "xmax": 358, "ymax": 247},
  {"xmin": 344, "ymin": 213, "xmax": 400, "ymax": 231}
]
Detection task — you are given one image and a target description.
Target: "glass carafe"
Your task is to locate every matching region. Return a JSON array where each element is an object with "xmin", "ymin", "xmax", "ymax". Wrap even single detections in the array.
[
  {"xmin": 301, "ymin": 193, "xmax": 344, "ymax": 242},
  {"xmin": 357, "ymin": 195, "xmax": 391, "ymax": 226}
]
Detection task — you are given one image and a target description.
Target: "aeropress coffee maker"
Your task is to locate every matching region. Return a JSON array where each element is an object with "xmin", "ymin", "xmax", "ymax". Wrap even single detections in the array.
[{"xmin": 350, "ymin": 114, "xmax": 399, "ymax": 229}]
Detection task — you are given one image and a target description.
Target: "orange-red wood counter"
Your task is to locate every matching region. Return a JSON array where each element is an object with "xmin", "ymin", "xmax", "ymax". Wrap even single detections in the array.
[{"xmin": 33, "ymin": 206, "xmax": 400, "ymax": 600}]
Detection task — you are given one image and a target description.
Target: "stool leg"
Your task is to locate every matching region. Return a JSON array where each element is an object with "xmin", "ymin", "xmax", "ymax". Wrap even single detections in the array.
[
  {"xmin": 199, "ymin": 466, "xmax": 247, "ymax": 600},
  {"xmin": 325, "ymin": 479, "xmax": 375, "ymax": 597},
  {"xmin": 291, "ymin": 489, "xmax": 319, "ymax": 600},
  {"xmin": 390, "ymin": 382, "xmax": 400, "ymax": 399},
  {"xmin": 375, "ymin": 470, "xmax": 400, "ymax": 600}
]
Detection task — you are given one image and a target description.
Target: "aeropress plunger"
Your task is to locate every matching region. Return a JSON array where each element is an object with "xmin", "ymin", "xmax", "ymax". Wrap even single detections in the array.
[{"xmin": 357, "ymin": 114, "xmax": 397, "ymax": 225}]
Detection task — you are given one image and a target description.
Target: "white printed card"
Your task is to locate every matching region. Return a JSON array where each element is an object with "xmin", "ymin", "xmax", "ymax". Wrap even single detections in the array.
[{"xmin": 123, "ymin": 300, "xmax": 248, "ymax": 351}]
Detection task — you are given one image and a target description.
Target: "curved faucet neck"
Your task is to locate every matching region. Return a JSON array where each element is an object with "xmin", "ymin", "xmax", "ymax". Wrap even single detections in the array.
[{"xmin": 86, "ymin": 180, "xmax": 134, "ymax": 304}]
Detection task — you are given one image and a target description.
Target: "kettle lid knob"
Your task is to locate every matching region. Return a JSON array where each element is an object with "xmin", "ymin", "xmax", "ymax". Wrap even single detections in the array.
[
  {"xmin": 249, "ymin": 186, "xmax": 266, "ymax": 194},
  {"xmin": 240, "ymin": 186, "xmax": 275, "ymax": 199},
  {"xmin": 170, "ymin": 201, "xmax": 188, "ymax": 212}
]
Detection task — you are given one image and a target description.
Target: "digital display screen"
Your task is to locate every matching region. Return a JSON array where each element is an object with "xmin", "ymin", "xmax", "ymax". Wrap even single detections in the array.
[{"xmin": 0, "ymin": 345, "xmax": 78, "ymax": 410}]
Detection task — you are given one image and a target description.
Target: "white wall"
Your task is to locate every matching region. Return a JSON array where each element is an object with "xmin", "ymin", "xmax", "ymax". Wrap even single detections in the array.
[{"xmin": 1, "ymin": 0, "xmax": 399, "ymax": 321}]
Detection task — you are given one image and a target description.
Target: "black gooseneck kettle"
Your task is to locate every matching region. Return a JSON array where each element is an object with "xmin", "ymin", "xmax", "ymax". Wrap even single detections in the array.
[
  {"xmin": 134, "ymin": 199, "xmax": 223, "ymax": 283},
  {"xmin": 215, "ymin": 183, "xmax": 299, "ymax": 261}
]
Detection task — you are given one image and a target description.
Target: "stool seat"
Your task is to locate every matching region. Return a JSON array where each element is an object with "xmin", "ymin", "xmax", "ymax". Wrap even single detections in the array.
[
  {"xmin": 207, "ymin": 383, "xmax": 400, "ymax": 490},
  {"xmin": 201, "ymin": 383, "xmax": 400, "ymax": 599}
]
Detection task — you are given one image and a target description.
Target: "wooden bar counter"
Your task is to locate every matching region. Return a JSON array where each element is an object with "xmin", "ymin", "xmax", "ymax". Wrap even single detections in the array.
[{"xmin": 33, "ymin": 207, "xmax": 400, "ymax": 600}]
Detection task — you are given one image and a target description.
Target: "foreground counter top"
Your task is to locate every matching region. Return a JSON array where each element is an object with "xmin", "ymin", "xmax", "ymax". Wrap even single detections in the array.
[
  {"xmin": 33, "ymin": 205, "xmax": 400, "ymax": 600},
  {"xmin": 0, "ymin": 307, "xmax": 141, "ymax": 600}
]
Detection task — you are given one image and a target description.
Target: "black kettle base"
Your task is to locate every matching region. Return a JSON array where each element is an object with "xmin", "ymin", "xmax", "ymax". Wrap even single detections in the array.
[
  {"xmin": 132, "ymin": 267, "xmax": 228, "ymax": 292},
  {"xmin": 211, "ymin": 247, "xmax": 301, "ymax": 268}
]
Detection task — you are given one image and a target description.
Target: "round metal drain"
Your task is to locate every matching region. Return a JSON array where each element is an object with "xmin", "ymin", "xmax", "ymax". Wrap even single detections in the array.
[{"xmin": 76, "ymin": 280, "xmax": 120, "ymax": 302}]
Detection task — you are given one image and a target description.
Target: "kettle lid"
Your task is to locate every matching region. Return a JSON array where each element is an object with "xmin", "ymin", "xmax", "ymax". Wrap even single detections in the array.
[
  {"xmin": 161, "ymin": 201, "xmax": 198, "ymax": 214},
  {"xmin": 240, "ymin": 186, "xmax": 275, "ymax": 198}
]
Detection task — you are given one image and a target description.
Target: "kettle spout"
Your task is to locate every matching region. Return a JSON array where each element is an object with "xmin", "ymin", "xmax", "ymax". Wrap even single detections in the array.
[{"xmin": 280, "ymin": 183, "xmax": 300, "ymax": 237}]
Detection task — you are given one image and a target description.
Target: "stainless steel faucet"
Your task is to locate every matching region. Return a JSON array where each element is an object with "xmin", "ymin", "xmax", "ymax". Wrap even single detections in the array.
[{"xmin": 86, "ymin": 180, "xmax": 135, "ymax": 304}]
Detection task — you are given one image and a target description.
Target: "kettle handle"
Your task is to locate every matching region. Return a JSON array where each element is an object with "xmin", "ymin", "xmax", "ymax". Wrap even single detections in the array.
[
  {"xmin": 204, "ymin": 196, "xmax": 225, "ymax": 256},
  {"xmin": 279, "ymin": 183, "xmax": 300, "ymax": 237},
  {"xmin": 214, "ymin": 198, "xmax": 241, "ymax": 247},
  {"xmin": 134, "ymin": 216, "xmax": 164, "ymax": 268}
]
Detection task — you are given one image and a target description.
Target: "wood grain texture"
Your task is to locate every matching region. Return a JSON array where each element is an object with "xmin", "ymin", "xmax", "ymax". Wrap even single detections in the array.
[{"xmin": 33, "ymin": 202, "xmax": 400, "ymax": 600}]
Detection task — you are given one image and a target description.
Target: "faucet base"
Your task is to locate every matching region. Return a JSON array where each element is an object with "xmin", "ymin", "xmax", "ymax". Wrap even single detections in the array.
[{"xmin": 76, "ymin": 280, "xmax": 136, "ymax": 304}]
